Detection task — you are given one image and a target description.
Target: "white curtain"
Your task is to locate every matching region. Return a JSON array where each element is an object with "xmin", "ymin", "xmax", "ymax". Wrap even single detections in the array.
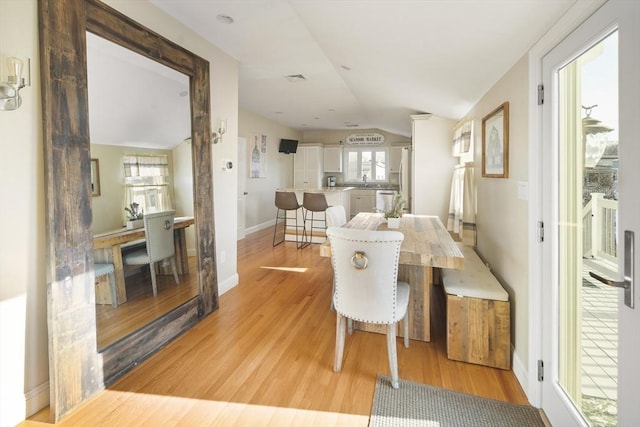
[{"xmin": 447, "ymin": 163, "xmax": 476, "ymax": 245}]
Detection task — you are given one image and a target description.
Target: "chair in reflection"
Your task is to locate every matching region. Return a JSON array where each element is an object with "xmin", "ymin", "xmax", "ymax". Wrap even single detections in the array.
[
  {"xmin": 123, "ymin": 210, "xmax": 179, "ymax": 297},
  {"xmin": 326, "ymin": 226, "xmax": 410, "ymax": 389},
  {"xmin": 95, "ymin": 263, "xmax": 117, "ymax": 308},
  {"xmin": 301, "ymin": 192, "xmax": 329, "ymax": 248},
  {"xmin": 273, "ymin": 191, "xmax": 303, "ymax": 247}
]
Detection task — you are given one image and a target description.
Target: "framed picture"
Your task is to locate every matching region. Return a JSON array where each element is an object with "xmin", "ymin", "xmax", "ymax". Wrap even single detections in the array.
[
  {"xmin": 482, "ymin": 102, "xmax": 509, "ymax": 178},
  {"xmin": 90, "ymin": 158, "xmax": 101, "ymax": 196},
  {"xmin": 250, "ymin": 133, "xmax": 268, "ymax": 178}
]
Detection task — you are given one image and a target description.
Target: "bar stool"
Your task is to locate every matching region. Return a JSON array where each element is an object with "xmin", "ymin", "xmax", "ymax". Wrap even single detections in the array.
[
  {"xmin": 273, "ymin": 191, "xmax": 303, "ymax": 247},
  {"xmin": 301, "ymin": 192, "xmax": 329, "ymax": 248}
]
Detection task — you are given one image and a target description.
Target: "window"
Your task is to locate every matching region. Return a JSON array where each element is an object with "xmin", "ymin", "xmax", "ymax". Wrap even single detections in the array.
[
  {"xmin": 123, "ymin": 154, "xmax": 173, "ymax": 222},
  {"xmin": 345, "ymin": 147, "xmax": 388, "ymax": 183}
]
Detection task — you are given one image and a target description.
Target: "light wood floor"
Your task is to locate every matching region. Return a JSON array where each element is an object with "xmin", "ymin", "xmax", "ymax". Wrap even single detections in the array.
[
  {"xmin": 96, "ymin": 258, "xmax": 199, "ymax": 349},
  {"xmin": 24, "ymin": 226, "xmax": 529, "ymax": 426}
]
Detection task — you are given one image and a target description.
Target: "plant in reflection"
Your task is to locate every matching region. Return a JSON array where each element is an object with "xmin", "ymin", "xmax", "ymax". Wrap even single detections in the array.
[
  {"xmin": 383, "ymin": 193, "xmax": 405, "ymax": 219},
  {"xmin": 124, "ymin": 202, "xmax": 144, "ymax": 220}
]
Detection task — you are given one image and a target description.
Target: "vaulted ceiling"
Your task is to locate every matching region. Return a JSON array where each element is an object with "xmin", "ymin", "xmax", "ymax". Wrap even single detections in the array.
[{"xmin": 89, "ymin": 0, "xmax": 576, "ymax": 147}]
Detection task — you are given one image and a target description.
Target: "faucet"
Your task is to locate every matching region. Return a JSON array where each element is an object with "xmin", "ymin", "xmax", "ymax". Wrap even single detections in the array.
[{"xmin": 363, "ymin": 174, "xmax": 367, "ymax": 187}]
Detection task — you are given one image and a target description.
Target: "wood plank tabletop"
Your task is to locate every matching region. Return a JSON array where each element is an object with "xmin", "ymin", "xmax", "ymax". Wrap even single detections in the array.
[
  {"xmin": 320, "ymin": 213, "xmax": 464, "ymax": 270},
  {"xmin": 93, "ymin": 216, "xmax": 194, "ymax": 249}
]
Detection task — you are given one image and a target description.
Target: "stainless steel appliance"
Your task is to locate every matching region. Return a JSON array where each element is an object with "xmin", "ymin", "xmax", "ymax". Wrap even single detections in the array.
[
  {"xmin": 327, "ymin": 176, "xmax": 336, "ymax": 187},
  {"xmin": 376, "ymin": 189, "xmax": 398, "ymax": 212}
]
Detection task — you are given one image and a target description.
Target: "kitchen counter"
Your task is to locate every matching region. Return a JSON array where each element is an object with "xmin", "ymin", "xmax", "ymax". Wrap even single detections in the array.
[{"xmin": 277, "ymin": 187, "xmax": 354, "ymax": 193}]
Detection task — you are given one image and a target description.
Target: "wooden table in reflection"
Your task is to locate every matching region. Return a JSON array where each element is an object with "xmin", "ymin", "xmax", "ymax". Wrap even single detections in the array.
[
  {"xmin": 93, "ymin": 216, "xmax": 194, "ymax": 306},
  {"xmin": 320, "ymin": 212, "xmax": 464, "ymax": 342}
]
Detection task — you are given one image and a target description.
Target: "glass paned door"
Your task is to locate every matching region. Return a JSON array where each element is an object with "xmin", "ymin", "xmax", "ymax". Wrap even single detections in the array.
[{"xmin": 557, "ymin": 31, "xmax": 618, "ymax": 427}]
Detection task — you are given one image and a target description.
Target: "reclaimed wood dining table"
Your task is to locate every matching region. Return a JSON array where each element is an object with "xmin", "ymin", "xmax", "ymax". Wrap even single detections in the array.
[
  {"xmin": 319, "ymin": 212, "xmax": 464, "ymax": 342},
  {"xmin": 93, "ymin": 216, "xmax": 194, "ymax": 306}
]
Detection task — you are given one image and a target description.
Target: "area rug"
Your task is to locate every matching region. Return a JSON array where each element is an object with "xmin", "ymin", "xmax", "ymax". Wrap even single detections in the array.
[{"xmin": 370, "ymin": 375, "xmax": 546, "ymax": 427}]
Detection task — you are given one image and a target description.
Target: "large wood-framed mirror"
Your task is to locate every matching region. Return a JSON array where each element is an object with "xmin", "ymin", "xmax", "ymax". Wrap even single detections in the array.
[{"xmin": 39, "ymin": 0, "xmax": 218, "ymax": 421}]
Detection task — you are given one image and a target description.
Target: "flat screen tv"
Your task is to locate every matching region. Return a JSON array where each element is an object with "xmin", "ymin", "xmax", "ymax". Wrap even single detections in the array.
[{"xmin": 278, "ymin": 138, "xmax": 298, "ymax": 154}]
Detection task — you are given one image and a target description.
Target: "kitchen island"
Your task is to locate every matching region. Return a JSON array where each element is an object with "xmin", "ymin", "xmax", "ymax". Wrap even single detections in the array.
[{"xmin": 277, "ymin": 187, "xmax": 353, "ymax": 243}]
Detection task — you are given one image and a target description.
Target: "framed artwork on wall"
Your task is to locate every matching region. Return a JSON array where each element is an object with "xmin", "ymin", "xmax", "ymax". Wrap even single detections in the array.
[
  {"xmin": 482, "ymin": 102, "xmax": 509, "ymax": 178},
  {"xmin": 250, "ymin": 133, "xmax": 268, "ymax": 178}
]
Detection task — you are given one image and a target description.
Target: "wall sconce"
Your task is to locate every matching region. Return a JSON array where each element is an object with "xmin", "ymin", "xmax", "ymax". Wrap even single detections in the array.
[
  {"xmin": 0, "ymin": 56, "xmax": 30, "ymax": 111},
  {"xmin": 213, "ymin": 119, "xmax": 227, "ymax": 144}
]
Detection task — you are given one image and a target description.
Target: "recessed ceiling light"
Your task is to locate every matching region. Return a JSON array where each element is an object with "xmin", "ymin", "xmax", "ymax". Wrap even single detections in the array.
[{"xmin": 216, "ymin": 14, "xmax": 234, "ymax": 24}]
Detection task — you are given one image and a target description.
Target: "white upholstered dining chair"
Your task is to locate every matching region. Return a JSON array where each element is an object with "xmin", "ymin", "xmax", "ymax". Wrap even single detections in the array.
[
  {"xmin": 326, "ymin": 226, "xmax": 410, "ymax": 389},
  {"xmin": 325, "ymin": 205, "xmax": 347, "ymax": 228},
  {"xmin": 123, "ymin": 210, "xmax": 179, "ymax": 297},
  {"xmin": 325, "ymin": 205, "xmax": 347, "ymax": 311}
]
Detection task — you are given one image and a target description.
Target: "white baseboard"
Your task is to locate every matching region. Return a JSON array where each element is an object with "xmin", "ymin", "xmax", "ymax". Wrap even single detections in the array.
[
  {"xmin": 218, "ymin": 272, "xmax": 239, "ymax": 295},
  {"xmin": 25, "ymin": 381, "xmax": 49, "ymax": 418},
  {"xmin": 245, "ymin": 220, "xmax": 275, "ymax": 236},
  {"xmin": 511, "ymin": 346, "xmax": 533, "ymax": 404}
]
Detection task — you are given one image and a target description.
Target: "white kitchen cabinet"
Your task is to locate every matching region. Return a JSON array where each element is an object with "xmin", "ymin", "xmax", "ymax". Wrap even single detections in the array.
[
  {"xmin": 323, "ymin": 146, "xmax": 343, "ymax": 173},
  {"xmin": 349, "ymin": 189, "xmax": 376, "ymax": 218},
  {"xmin": 294, "ymin": 146, "xmax": 323, "ymax": 188},
  {"xmin": 389, "ymin": 147, "xmax": 403, "ymax": 173}
]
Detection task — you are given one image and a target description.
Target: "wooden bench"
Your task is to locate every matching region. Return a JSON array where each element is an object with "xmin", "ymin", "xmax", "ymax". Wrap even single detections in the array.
[{"xmin": 441, "ymin": 243, "xmax": 511, "ymax": 370}]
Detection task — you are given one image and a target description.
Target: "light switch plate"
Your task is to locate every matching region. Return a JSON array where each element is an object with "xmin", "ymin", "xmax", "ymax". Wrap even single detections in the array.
[{"xmin": 517, "ymin": 181, "xmax": 528, "ymax": 200}]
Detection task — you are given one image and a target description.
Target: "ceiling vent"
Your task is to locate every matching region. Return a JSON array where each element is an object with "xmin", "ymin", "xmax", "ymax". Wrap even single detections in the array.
[{"xmin": 284, "ymin": 74, "xmax": 307, "ymax": 82}]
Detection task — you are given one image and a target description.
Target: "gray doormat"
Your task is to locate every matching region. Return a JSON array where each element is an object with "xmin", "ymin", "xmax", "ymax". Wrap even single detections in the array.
[{"xmin": 370, "ymin": 375, "xmax": 546, "ymax": 427}]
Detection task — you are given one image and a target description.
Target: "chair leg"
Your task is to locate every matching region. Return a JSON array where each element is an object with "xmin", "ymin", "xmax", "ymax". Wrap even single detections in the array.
[
  {"xmin": 403, "ymin": 313, "xmax": 410, "ymax": 348},
  {"xmin": 347, "ymin": 318, "xmax": 354, "ymax": 335},
  {"xmin": 386, "ymin": 323, "xmax": 399, "ymax": 389},
  {"xmin": 108, "ymin": 272, "xmax": 117, "ymax": 308},
  {"xmin": 170, "ymin": 257, "xmax": 180, "ymax": 285},
  {"xmin": 273, "ymin": 208, "xmax": 284, "ymax": 246},
  {"xmin": 334, "ymin": 312, "xmax": 346, "ymax": 373},
  {"xmin": 149, "ymin": 261, "xmax": 158, "ymax": 296},
  {"xmin": 300, "ymin": 208, "xmax": 311, "ymax": 248}
]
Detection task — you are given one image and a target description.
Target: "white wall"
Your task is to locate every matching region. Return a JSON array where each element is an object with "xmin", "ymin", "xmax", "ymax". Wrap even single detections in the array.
[
  {"xmin": 0, "ymin": 1, "xmax": 47, "ymax": 425},
  {"xmin": 238, "ymin": 108, "xmax": 302, "ymax": 231},
  {"xmin": 411, "ymin": 114, "xmax": 457, "ymax": 223},
  {"xmin": 0, "ymin": 1, "xmax": 239, "ymax": 424},
  {"xmin": 463, "ymin": 55, "xmax": 530, "ymax": 374}
]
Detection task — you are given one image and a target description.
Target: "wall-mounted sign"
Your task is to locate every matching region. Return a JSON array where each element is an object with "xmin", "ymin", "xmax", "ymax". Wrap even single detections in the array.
[{"xmin": 346, "ymin": 132, "xmax": 385, "ymax": 145}]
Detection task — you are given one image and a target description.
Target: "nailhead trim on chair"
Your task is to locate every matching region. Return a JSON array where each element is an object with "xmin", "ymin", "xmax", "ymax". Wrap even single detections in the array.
[{"xmin": 330, "ymin": 236, "xmax": 402, "ymax": 324}]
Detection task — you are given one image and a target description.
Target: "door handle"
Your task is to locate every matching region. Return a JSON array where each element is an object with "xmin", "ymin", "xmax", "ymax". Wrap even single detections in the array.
[
  {"xmin": 243, "ymin": 192, "xmax": 248, "ymax": 195},
  {"xmin": 588, "ymin": 230, "xmax": 634, "ymax": 308}
]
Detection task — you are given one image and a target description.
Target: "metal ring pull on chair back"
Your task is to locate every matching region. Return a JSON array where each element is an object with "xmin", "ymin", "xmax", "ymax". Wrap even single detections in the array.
[{"xmin": 273, "ymin": 191, "xmax": 303, "ymax": 247}]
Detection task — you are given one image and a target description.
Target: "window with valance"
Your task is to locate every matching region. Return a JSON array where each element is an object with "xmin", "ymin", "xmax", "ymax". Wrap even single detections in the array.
[{"xmin": 122, "ymin": 154, "xmax": 173, "ymax": 223}]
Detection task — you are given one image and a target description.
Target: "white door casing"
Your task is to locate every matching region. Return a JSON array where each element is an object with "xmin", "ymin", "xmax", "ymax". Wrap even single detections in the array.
[{"xmin": 237, "ymin": 137, "xmax": 247, "ymax": 240}]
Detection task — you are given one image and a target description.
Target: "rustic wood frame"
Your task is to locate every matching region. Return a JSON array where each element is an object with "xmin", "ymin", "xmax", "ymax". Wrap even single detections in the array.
[
  {"xmin": 39, "ymin": 0, "xmax": 217, "ymax": 421},
  {"xmin": 481, "ymin": 102, "xmax": 509, "ymax": 178}
]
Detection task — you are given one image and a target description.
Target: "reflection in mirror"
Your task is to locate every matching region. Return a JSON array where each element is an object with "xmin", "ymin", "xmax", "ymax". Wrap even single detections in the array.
[{"xmin": 87, "ymin": 32, "xmax": 198, "ymax": 350}]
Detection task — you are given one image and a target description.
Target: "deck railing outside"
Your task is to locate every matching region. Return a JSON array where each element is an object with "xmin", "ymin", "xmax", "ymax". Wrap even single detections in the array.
[{"xmin": 583, "ymin": 192, "xmax": 618, "ymax": 263}]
